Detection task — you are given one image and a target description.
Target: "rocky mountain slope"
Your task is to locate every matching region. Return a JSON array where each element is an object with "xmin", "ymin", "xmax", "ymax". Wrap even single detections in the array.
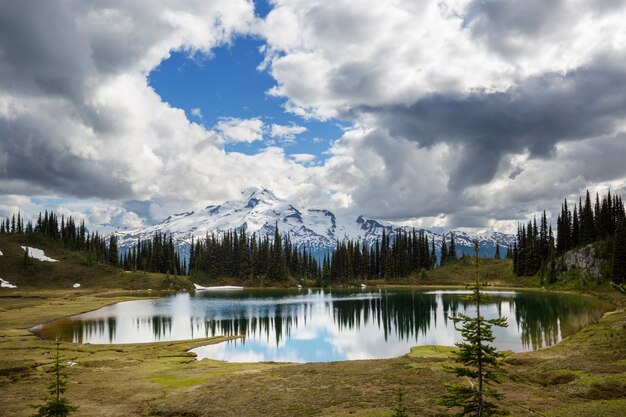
[{"xmin": 117, "ymin": 188, "xmax": 515, "ymax": 258}]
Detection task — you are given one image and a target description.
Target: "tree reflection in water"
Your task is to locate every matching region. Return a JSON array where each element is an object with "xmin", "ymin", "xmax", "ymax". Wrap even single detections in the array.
[{"xmin": 32, "ymin": 289, "xmax": 605, "ymax": 362}]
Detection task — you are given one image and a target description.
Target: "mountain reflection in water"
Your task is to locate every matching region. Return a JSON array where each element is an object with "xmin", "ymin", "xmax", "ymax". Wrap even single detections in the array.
[{"xmin": 32, "ymin": 289, "xmax": 605, "ymax": 362}]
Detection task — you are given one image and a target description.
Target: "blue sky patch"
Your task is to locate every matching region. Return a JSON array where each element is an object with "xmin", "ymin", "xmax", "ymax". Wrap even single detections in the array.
[{"xmin": 148, "ymin": 35, "xmax": 346, "ymax": 162}]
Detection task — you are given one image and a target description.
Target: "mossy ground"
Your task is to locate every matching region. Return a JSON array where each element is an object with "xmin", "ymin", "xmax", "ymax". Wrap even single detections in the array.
[
  {"xmin": 1, "ymin": 236, "xmax": 625, "ymax": 416},
  {"xmin": 0, "ymin": 234, "xmax": 194, "ymax": 291}
]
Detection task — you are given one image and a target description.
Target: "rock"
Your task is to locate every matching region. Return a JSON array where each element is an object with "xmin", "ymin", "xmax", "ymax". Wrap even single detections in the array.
[{"xmin": 562, "ymin": 244, "xmax": 604, "ymax": 278}]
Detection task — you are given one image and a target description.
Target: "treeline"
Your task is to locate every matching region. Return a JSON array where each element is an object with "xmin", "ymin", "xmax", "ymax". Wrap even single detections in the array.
[
  {"xmin": 512, "ymin": 190, "xmax": 626, "ymax": 284},
  {"xmin": 187, "ymin": 227, "xmax": 459, "ymax": 283},
  {"xmin": 188, "ymin": 226, "xmax": 320, "ymax": 281},
  {"xmin": 325, "ymin": 228, "xmax": 441, "ymax": 283},
  {"xmin": 3, "ymin": 210, "xmax": 508, "ymax": 284},
  {"xmin": 556, "ymin": 190, "xmax": 625, "ymax": 254},
  {"xmin": 0, "ymin": 210, "xmax": 117, "ymax": 266},
  {"xmin": 511, "ymin": 212, "xmax": 556, "ymax": 279},
  {"xmin": 120, "ymin": 232, "xmax": 185, "ymax": 275}
]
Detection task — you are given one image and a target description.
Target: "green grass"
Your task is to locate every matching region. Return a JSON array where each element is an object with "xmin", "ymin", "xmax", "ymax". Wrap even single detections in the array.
[
  {"xmin": 0, "ymin": 287, "xmax": 622, "ymax": 417},
  {"xmin": 547, "ymin": 399, "xmax": 626, "ymax": 417},
  {"xmin": 150, "ymin": 373, "xmax": 211, "ymax": 388},
  {"xmin": 0, "ymin": 234, "xmax": 193, "ymax": 290},
  {"xmin": 2, "ymin": 234, "xmax": 626, "ymax": 416}
]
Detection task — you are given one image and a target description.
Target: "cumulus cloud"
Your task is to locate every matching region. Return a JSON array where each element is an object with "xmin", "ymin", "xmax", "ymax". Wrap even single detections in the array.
[
  {"xmin": 289, "ymin": 153, "xmax": 315, "ymax": 163},
  {"xmin": 253, "ymin": 0, "xmax": 626, "ymax": 227},
  {"xmin": 464, "ymin": 0, "xmax": 626, "ymax": 63},
  {"xmin": 0, "ymin": 1, "xmax": 317, "ymax": 229},
  {"xmin": 0, "ymin": 195, "xmax": 32, "ymax": 219},
  {"xmin": 310, "ymin": 128, "xmax": 452, "ymax": 219},
  {"xmin": 259, "ymin": 0, "xmax": 626, "ymax": 118},
  {"xmin": 259, "ymin": 0, "xmax": 509, "ymax": 118},
  {"xmin": 215, "ymin": 117, "xmax": 265, "ymax": 143},
  {"xmin": 2, "ymin": 0, "xmax": 626, "ymax": 232},
  {"xmin": 270, "ymin": 123, "xmax": 307, "ymax": 142},
  {"xmin": 0, "ymin": 196, "xmax": 145, "ymax": 232},
  {"xmin": 360, "ymin": 53, "xmax": 626, "ymax": 190},
  {"xmin": 0, "ymin": 0, "xmax": 258, "ymax": 205}
]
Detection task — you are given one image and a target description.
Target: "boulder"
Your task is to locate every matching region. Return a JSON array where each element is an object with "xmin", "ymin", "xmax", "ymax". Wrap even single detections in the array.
[{"xmin": 563, "ymin": 244, "xmax": 604, "ymax": 278}]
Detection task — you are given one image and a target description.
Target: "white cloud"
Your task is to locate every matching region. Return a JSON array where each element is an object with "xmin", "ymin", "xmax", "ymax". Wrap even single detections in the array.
[
  {"xmin": 257, "ymin": 0, "xmax": 507, "ymax": 118},
  {"xmin": 289, "ymin": 153, "xmax": 315, "ymax": 163},
  {"xmin": 2, "ymin": 0, "xmax": 626, "ymax": 232},
  {"xmin": 215, "ymin": 117, "xmax": 265, "ymax": 143},
  {"xmin": 0, "ymin": 1, "xmax": 317, "ymax": 227},
  {"xmin": 190, "ymin": 107, "xmax": 203, "ymax": 119},
  {"xmin": 0, "ymin": 195, "xmax": 32, "ymax": 219},
  {"xmin": 270, "ymin": 123, "xmax": 307, "ymax": 141},
  {"xmin": 257, "ymin": 0, "xmax": 626, "ymax": 119},
  {"xmin": 309, "ymin": 128, "xmax": 452, "ymax": 220},
  {"xmin": 86, "ymin": 204, "xmax": 145, "ymax": 229},
  {"xmin": 329, "ymin": 191, "xmax": 353, "ymax": 209}
]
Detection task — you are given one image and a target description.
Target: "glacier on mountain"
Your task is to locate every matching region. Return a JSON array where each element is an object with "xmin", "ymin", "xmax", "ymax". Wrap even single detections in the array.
[{"xmin": 116, "ymin": 187, "xmax": 515, "ymax": 258}]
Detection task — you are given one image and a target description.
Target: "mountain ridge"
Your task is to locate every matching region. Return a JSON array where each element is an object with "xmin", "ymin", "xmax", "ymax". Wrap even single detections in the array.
[{"xmin": 116, "ymin": 187, "xmax": 515, "ymax": 258}]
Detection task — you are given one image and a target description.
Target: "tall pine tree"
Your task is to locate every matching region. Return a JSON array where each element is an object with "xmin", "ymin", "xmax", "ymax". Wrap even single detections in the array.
[
  {"xmin": 441, "ymin": 240, "xmax": 508, "ymax": 416},
  {"xmin": 612, "ymin": 217, "xmax": 626, "ymax": 285},
  {"xmin": 31, "ymin": 340, "xmax": 78, "ymax": 417}
]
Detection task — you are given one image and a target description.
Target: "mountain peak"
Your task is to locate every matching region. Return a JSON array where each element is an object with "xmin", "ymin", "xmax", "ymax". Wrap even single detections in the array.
[
  {"xmin": 241, "ymin": 187, "xmax": 280, "ymax": 202},
  {"xmin": 117, "ymin": 192, "xmax": 516, "ymax": 258}
]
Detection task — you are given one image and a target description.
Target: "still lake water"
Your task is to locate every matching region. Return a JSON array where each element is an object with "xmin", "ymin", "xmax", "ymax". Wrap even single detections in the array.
[{"xmin": 32, "ymin": 289, "xmax": 606, "ymax": 363}]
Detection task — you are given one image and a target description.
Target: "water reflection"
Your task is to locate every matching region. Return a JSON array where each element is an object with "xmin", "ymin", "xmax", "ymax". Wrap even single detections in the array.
[{"xmin": 31, "ymin": 289, "xmax": 606, "ymax": 362}]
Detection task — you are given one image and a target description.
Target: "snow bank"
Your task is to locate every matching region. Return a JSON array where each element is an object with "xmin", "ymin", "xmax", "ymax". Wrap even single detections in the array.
[
  {"xmin": 21, "ymin": 246, "xmax": 59, "ymax": 262},
  {"xmin": 193, "ymin": 283, "xmax": 243, "ymax": 291},
  {"xmin": 1, "ymin": 278, "xmax": 17, "ymax": 288}
]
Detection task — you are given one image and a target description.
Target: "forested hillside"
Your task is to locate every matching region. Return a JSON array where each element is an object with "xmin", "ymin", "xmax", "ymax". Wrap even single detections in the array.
[{"xmin": 512, "ymin": 190, "xmax": 625, "ymax": 284}]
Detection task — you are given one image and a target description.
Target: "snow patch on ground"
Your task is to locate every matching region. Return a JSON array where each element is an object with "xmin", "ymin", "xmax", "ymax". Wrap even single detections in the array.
[
  {"xmin": 1, "ymin": 278, "xmax": 17, "ymax": 288},
  {"xmin": 21, "ymin": 246, "xmax": 59, "ymax": 262},
  {"xmin": 0, "ymin": 250, "xmax": 3, "ymax": 256},
  {"xmin": 193, "ymin": 283, "xmax": 243, "ymax": 291}
]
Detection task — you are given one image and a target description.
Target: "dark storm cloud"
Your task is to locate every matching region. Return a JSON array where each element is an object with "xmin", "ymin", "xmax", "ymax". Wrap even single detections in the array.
[
  {"xmin": 462, "ymin": 0, "xmax": 568, "ymax": 57},
  {"xmin": 0, "ymin": 0, "xmax": 133, "ymax": 199},
  {"xmin": 0, "ymin": 116, "xmax": 134, "ymax": 199},
  {"xmin": 0, "ymin": 1, "xmax": 92, "ymax": 101},
  {"xmin": 359, "ymin": 53, "xmax": 626, "ymax": 190},
  {"xmin": 0, "ymin": 0, "xmax": 198, "ymax": 201},
  {"xmin": 0, "ymin": 1, "xmax": 190, "ymax": 101}
]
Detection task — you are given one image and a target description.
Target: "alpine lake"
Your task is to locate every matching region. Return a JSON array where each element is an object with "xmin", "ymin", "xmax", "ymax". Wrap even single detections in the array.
[{"xmin": 31, "ymin": 288, "xmax": 608, "ymax": 363}]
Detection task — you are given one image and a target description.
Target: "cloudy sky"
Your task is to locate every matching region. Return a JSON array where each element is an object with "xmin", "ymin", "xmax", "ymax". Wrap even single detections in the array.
[{"xmin": 1, "ymin": 0, "xmax": 626, "ymax": 233}]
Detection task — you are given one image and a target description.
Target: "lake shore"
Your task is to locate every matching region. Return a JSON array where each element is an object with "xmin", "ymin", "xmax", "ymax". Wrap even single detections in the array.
[{"xmin": 1, "ymin": 284, "xmax": 624, "ymax": 417}]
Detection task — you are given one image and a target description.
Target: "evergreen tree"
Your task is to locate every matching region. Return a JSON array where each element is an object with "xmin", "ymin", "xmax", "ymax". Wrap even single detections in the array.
[
  {"xmin": 31, "ymin": 340, "xmax": 78, "ymax": 417},
  {"xmin": 581, "ymin": 191, "xmax": 596, "ymax": 244},
  {"xmin": 440, "ymin": 237, "xmax": 448, "ymax": 267},
  {"xmin": 494, "ymin": 242, "xmax": 500, "ymax": 260},
  {"xmin": 431, "ymin": 240, "xmax": 437, "ymax": 268},
  {"xmin": 441, "ymin": 241, "xmax": 508, "ymax": 417},
  {"xmin": 548, "ymin": 245, "xmax": 557, "ymax": 285},
  {"xmin": 108, "ymin": 234, "xmax": 118, "ymax": 267},
  {"xmin": 269, "ymin": 223, "xmax": 287, "ymax": 280},
  {"xmin": 571, "ymin": 205, "xmax": 579, "ymax": 249},
  {"xmin": 612, "ymin": 217, "xmax": 626, "ymax": 285},
  {"xmin": 449, "ymin": 233, "xmax": 457, "ymax": 262}
]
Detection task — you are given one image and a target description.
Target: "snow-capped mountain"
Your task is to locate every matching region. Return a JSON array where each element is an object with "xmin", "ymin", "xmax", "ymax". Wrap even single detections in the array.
[{"xmin": 116, "ymin": 187, "xmax": 515, "ymax": 258}]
